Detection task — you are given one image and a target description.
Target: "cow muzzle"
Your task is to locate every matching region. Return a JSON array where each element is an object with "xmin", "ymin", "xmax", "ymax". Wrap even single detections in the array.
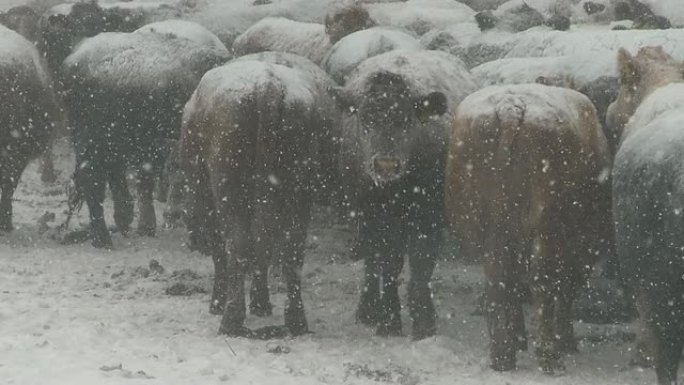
[{"xmin": 371, "ymin": 155, "xmax": 403, "ymax": 185}]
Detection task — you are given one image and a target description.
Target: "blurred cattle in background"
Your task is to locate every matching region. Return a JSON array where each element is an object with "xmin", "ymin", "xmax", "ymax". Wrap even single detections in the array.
[
  {"xmin": 61, "ymin": 25, "xmax": 229, "ymax": 248},
  {"xmin": 0, "ymin": 25, "xmax": 65, "ymax": 232}
]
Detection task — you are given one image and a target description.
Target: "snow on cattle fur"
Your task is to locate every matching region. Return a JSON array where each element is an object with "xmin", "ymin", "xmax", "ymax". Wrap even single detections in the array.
[
  {"xmin": 446, "ymin": 83, "xmax": 612, "ymax": 373},
  {"xmin": 62, "ymin": 30, "xmax": 229, "ymax": 248},
  {"xmin": 471, "ymin": 54, "xmax": 616, "ymax": 88},
  {"xmin": 232, "ymin": 17, "xmax": 331, "ymax": 65},
  {"xmin": 322, "ymin": 26, "xmax": 421, "ymax": 84},
  {"xmin": 335, "ymin": 49, "xmax": 478, "ymax": 340},
  {"xmin": 366, "ymin": 0, "xmax": 475, "ymax": 36},
  {"xmin": 0, "ymin": 24, "xmax": 64, "ymax": 231},
  {"xmin": 460, "ymin": 27, "xmax": 684, "ymax": 68},
  {"xmin": 344, "ymin": 49, "xmax": 477, "ymax": 114},
  {"xmin": 64, "ymin": 31, "xmax": 229, "ymax": 94},
  {"xmin": 180, "ymin": 58, "xmax": 337, "ymax": 337},
  {"xmin": 135, "ymin": 19, "xmax": 227, "ymax": 51}
]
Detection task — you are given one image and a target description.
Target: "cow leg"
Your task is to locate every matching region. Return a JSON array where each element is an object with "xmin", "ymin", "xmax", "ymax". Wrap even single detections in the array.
[
  {"xmin": 249, "ymin": 199, "xmax": 276, "ymax": 318},
  {"xmin": 0, "ymin": 159, "xmax": 28, "ymax": 232},
  {"xmin": 376, "ymin": 251, "xmax": 404, "ymax": 337},
  {"xmin": 79, "ymin": 163, "xmax": 111, "ymax": 248},
  {"xmin": 652, "ymin": 324, "xmax": 683, "ymax": 385},
  {"xmin": 641, "ymin": 278, "xmax": 684, "ymax": 385},
  {"xmin": 355, "ymin": 216, "xmax": 382, "ymax": 326},
  {"xmin": 39, "ymin": 144, "xmax": 57, "ymax": 184},
  {"xmin": 108, "ymin": 164, "xmax": 134, "ymax": 234},
  {"xmin": 357, "ymin": 256, "xmax": 381, "ymax": 326},
  {"xmin": 529, "ymin": 233, "xmax": 564, "ymax": 374},
  {"xmin": 249, "ymin": 265, "xmax": 273, "ymax": 317},
  {"xmin": 218, "ymin": 213, "xmax": 253, "ymax": 337},
  {"xmin": 484, "ymin": 234, "xmax": 520, "ymax": 371},
  {"xmin": 554, "ymin": 278, "xmax": 578, "ymax": 354},
  {"xmin": 136, "ymin": 166, "xmax": 156, "ymax": 237},
  {"xmin": 280, "ymin": 204, "xmax": 310, "ymax": 337},
  {"xmin": 407, "ymin": 229, "xmax": 439, "ymax": 340},
  {"xmin": 631, "ymin": 294, "xmax": 656, "ymax": 368}
]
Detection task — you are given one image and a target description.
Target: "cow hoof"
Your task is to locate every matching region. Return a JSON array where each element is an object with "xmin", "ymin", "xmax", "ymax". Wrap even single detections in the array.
[
  {"xmin": 355, "ymin": 303, "xmax": 380, "ymax": 326},
  {"xmin": 411, "ymin": 320, "xmax": 436, "ymax": 341},
  {"xmin": 249, "ymin": 301, "xmax": 273, "ymax": 317},
  {"xmin": 286, "ymin": 320, "xmax": 310, "ymax": 337},
  {"xmin": 539, "ymin": 359, "xmax": 566, "ymax": 375},
  {"xmin": 218, "ymin": 325, "xmax": 254, "ymax": 338},
  {"xmin": 556, "ymin": 338, "xmax": 578, "ymax": 354},
  {"xmin": 91, "ymin": 235, "xmax": 113, "ymax": 249},
  {"xmin": 536, "ymin": 348, "xmax": 564, "ymax": 374},
  {"xmin": 376, "ymin": 322, "xmax": 402, "ymax": 337},
  {"xmin": 629, "ymin": 351, "xmax": 654, "ymax": 368},
  {"xmin": 137, "ymin": 227, "xmax": 155, "ymax": 237},
  {"xmin": 0, "ymin": 220, "xmax": 12, "ymax": 233},
  {"xmin": 209, "ymin": 299, "xmax": 224, "ymax": 315},
  {"xmin": 490, "ymin": 358, "xmax": 516, "ymax": 372}
]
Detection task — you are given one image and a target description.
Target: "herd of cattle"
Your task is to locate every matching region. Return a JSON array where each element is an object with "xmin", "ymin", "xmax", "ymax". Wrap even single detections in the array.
[{"xmin": 0, "ymin": 0, "xmax": 683, "ymax": 383}]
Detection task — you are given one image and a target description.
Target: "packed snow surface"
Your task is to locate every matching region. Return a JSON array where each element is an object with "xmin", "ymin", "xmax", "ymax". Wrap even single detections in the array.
[{"xmin": 0, "ymin": 135, "xmax": 672, "ymax": 385}]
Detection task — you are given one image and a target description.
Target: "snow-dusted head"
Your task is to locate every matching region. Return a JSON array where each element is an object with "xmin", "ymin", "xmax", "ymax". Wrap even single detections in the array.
[
  {"xmin": 39, "ymin": 2, "xmax": 144, "ymax": 75},
  {"xmin": 607, "ymin": 46, "xmax": 684, "ymax": 139},
  {"xmin": 0, "ymin": 5, "xmax": 40, "ymax": 43},
  {"xmin": 324, "ymin": 3, "xmax": 374, "ymax": 44},
  {"xmin": 336, "ymin": 71, "xmax": 447, "ymax": 186}
]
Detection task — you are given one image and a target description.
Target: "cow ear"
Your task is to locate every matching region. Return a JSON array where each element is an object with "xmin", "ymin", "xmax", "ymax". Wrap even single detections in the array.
[
  {"xmin": 329, "ymin": 86, "xmax": 357, "ymax": 114},
  {"xmin": 617, "ymin": 48, "xmax": 638, "ymax": 84},
  {"xmin": 415, "ymin": 91, "xmax": 448, "ymax": 121}
]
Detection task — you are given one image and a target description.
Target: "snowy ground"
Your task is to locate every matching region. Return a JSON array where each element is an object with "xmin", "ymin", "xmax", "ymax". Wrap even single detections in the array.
[{"xmin": 0, "ymin": 139, "xmax": 668, "ymax": 385}]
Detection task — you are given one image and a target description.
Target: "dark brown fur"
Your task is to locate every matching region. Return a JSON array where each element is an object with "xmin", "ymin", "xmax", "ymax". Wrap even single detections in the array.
[
  {"xmin": 324, "ymin": 4, "xmax": 375, "ymax": 44},
  {"xmin": 180, "ymin": 60, "xmax": 336, "ymax": 337}
]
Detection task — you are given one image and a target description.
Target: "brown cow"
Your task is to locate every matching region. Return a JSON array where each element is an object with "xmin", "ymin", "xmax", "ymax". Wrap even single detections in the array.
[
  {"xmin": 446, "ymin": 83, "xmax": 612, "ymax": 373},
  {"xmin": 610, "ymin": 46, "xmax": 684, "ymax": 384},
  {"xmin": 180, "ymin": 58, "xmax": 337, "ymax": 337}
]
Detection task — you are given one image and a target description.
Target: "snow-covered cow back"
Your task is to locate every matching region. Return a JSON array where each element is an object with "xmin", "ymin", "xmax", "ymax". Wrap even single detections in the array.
[{"xmin": 322, "ymin": 27, "xmax": 421, "ymax": 84}]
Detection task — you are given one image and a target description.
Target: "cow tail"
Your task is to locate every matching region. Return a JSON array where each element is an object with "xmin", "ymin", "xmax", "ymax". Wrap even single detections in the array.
[{"xmin": 494, "ymin": 96, "xmax": 526, "ymax": 167}]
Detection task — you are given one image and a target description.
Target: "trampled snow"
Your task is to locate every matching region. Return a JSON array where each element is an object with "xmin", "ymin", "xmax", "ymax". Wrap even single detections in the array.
[{"xmin": 0, "ymin": 133, "xmax": 667, "ymax": 385}]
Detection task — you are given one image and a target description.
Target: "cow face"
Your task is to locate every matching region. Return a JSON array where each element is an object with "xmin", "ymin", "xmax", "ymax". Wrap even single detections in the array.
[
  {"xmin": 324, "ymin": 4, "xmax": 374, "ymax": 44},
  {"xmin": 337, "ymin": 72, "xmax": 447, "ymax": 186}
]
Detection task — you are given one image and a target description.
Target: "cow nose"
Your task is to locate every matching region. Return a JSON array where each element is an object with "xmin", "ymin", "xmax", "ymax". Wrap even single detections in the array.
[{"xmin": 373, "ymin": 156, "xmax": 401, "ymax": 176}]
